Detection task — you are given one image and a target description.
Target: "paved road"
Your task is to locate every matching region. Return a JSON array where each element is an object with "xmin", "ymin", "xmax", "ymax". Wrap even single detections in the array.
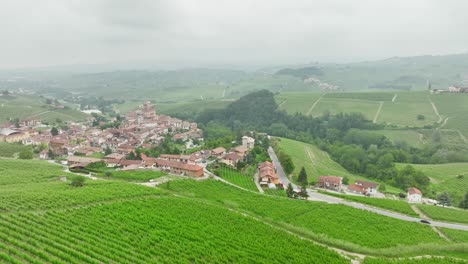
[{"xmin": 267, "ymin": 147, "xmax": 468, "ymax": 231}]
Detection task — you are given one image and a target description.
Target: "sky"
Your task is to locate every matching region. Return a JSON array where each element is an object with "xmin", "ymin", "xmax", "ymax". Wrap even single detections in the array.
[{"xmin": 1, "ymin": 0, "xmax": 468, "ymax": 69}]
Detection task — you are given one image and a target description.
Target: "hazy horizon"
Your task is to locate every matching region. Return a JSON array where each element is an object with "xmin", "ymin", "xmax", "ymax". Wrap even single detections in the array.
[{"xmin": 1, "ymin": 0, "xmax": 468, "ymax": 70}]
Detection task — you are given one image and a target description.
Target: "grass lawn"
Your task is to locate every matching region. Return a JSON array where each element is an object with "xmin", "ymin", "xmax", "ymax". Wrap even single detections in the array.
[
  {"xmin": 0, "ymin": 143, "xmax": 32, "ymax": 158},
  {"xmin": 371, "ymin": 129, "xmax": 425, "ymax": 147},
  {"xmin": 416, "ymin": 204, "xmax": 468, "ymax": 224}
]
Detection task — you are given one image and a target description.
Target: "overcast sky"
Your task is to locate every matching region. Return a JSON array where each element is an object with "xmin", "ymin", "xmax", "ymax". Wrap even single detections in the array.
[{"xmin": 1, "ymin": 0, "xmax": 468, "ymax": 69}]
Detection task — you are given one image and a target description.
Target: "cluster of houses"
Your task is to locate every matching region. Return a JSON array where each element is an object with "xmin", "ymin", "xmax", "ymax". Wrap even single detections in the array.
[
  {"xmin": 431, "ymin": 85, "xmax": 468, "ymax": 94},
  {"xmin": 257, "ymin": 161, "xmax": 280, "ymax": 189},
  {"xmin": 316, "ymin": 175, "xmax": 427, "ymax": 203},
  {"xmin": 211, "ymin": 136, "xmax": 256, "ymax": 167}
]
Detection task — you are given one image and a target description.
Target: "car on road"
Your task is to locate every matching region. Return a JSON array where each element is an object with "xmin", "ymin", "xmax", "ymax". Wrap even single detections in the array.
[{"xmin": 420, "ymin": 219, "xmax": 431, "ymax": 224}]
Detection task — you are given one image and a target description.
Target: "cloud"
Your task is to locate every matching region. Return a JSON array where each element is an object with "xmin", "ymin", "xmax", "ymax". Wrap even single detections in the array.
[{"xmin": 0, "ymin": 0, "xmax": 467, "ymax": 69}]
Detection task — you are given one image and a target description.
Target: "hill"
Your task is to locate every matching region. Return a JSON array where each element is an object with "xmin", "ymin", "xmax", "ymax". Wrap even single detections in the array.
[{"xmin": 0, "ymin": 94, "xmax": 87, "ymax": 125}]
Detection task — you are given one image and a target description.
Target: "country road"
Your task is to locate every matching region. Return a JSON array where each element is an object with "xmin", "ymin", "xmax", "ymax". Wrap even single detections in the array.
[{"xmin": 267, "ymin": 147, "xmax": 468, "ymax": 231}]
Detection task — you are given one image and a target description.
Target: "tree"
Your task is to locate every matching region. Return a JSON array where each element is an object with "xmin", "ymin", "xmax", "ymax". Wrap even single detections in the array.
[
  {"xmin": 432, "ymin": 129, "xmax": 441, "ymax": 143},
  {"xmin": 50, "ymin": 127, "xmax": 59, "ymax": 136},
  {"xmin": 437, "ymin": 191, "xmax": 452, "ymax": 207},
  {"xmin": 70, "ymin": 176, "xmax": 86, "ymax": 187},
  {"xmin": 342, "ymin": 176, "xmax": 349, "ymax": 185},
  {"xmin": 299, "ymin": 183, "xmax": 309, "ymax": 199},
  {"xmin": 379, "ymin": 183, "xmax": 386, "ymax": 192},
  {"xmin": 459, "ymin": 192, "xmax": 468, "ymax": 209},
  {"xmin": 104, "ymin": 146, "xmax": 112, "ymax": 155},
  {"xmin": 297, "ymin": 167, "xmax": 307, "ymax": 184},
  {"xmin": 48, "ymin": 149, "xmax": 55, "ymax": 159},
  {"xmin": 105, "ymin": 171, "xmax": 112, "ymax": 178},
  {"xmin": 19, "ymin": 149, "xmax": 33, "ymax": 159},
  {"xmin": 417, "ymin": 114, "xmax": 425, "ymax": 120},
  {"xmin": 286, "ymin": 183, "xmax": 295, "ymax": 198}
]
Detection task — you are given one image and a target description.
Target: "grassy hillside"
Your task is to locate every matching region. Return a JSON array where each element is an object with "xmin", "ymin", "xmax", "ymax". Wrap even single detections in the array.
[
  {"xmin": 0, "ymin": 159, "xmax": 349, "ymax": 263},
  {"xmin": 274, "ymin": 137, "xmax": 402, "ymax": 193},
  {"xmin": 0, "ymin": 95, "xmax": 87, "ymax": 125}
]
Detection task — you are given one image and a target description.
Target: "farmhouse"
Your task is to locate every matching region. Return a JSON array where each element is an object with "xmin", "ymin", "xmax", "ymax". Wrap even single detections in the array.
[
  {"xmin": 257, "ymin": 161, "xmax": 279, "ymax": 186},
  {"xmin": 220, "ymin": 152, "xmax": 243, "ymax": 167},
  {"xmin": 155, "ymin": 159, "xmax": 204, "ymax": 177},
  {"xmin": 348, "ymin": 180, "xmax": 379, "ymax": 196},
  {"xmin": 67, "ymin": 156, "xmax": 102, "ymax": 166},
  {"xmin": 407, "ymin": 187, "xmax": 422, "ymax": 203},
  {"xmin": 317, "ymin": 176, "xmax": 342, "ymax": 191},
  {"xmin": 212, "ymin": 147, "xmax": 226, "ymax": 157}
]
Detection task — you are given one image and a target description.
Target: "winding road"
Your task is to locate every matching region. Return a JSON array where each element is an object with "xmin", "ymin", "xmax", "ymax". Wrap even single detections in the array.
[{"xmin": 267, "ymin": 147, "xmax": 468, "ymax": 231}]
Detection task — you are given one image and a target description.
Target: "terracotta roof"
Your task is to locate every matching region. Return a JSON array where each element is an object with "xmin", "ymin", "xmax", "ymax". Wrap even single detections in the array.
[
  {"xmin": 258, "ymin": 161, "xmax": 274, "ymax": 169},
  {"xmin": 318, "ymin": 176, "xmax": 342, "ymax": 185},
  {"xmin": 155, "ymin": 159, "xmax": 203, "ymax": 172},
  {"xmin": 119, "ymin": 159, "xmax": 143, "ymax": 166},
  {"xmin": 223, "ymin": 152, "xmax": 242, "ymax": 162},
  {"xmin": 104, "ymin": 153, "xmax": 125, "ymax": 160},
  {"xmin": 212, "ymin": 147, "xmax": 226, "ymax": 155},
  {"xmin": 67, "ymin": 156, "xmax": 102, "ymax": 163},
  {"xmin": 408, "ymin": 187, "xmax": 422, "ymax": 196},
  {"xmin": 348, "ymin": 184, "xmax": 366, "ymax": 194},
  {"xmin": 232, "ymin": 145, "xmax": 248, "ymax": 153},
  {"xmin": 355, "ymin": 180, "xmax": 378, "ymax": 189},
  {"xmin": 159, "ymin": 154, "xmax": 190, "ymax": 160}
]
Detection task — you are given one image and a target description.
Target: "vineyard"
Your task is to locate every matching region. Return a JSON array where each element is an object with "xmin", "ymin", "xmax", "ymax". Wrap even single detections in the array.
[
  {"xmin": 0, "ymin": 159, "xmax": 70, "ymax": 185},
  {"xmin": 0, "ymin": 144, "xmax": 32, "ymax": 158},
  {"xmin": 99, "ymin": 169, "xmax": 167, "ymax": 182},
  {"xmin": 163, "ymin": 180, "xmax": 451, "ymax": 253},
  {"xmin": 0, "ymin": 197, "xmax": 348, "ymax": 263},
  {"xmin": 213, "ymin": 165, "xmax": 258, "ymax": 192},
  {"xmin": 318, "ymin": 191, "xmax": 418, "ymax": 217},
  {"xmin": 416, "ymin": 204, "xmax": 468, "ymax": 224},
  {"xmin": 363, "ymin": 257, "xmax": 468, "ymax": 264}
]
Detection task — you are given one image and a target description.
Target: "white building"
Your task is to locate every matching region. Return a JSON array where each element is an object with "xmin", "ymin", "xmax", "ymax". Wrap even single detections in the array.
[
  {"xmin": 242, "ymin": 136, "xmax": 255, "ymax": 149},
  {"xmin": 407, "ymin": 187, "xmax": 422, "ymax": 203}
]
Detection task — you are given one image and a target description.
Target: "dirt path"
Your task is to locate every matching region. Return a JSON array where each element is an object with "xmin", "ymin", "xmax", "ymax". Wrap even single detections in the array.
[
  {"xmin": 306, "ymin": 95, "xmax": 323, "ymax": 115},
  {"xmin": 253, "ymin": 172, "xmax": 265, "ymax": 193},
  {"xmin": 411, "ymin": 205, "xmax": 451, "ymax": 242},
  {"xmin": 27, "ymin": 110, "xmax": 51, "ymax": 119},
  {"xmin": 373, "ymin": 101, "xmax": 384, "ymax": 123},
  {"xmin": 456, "ymin": 130, "xmax": 468, "ymax": 144},
  {"xmin": 391, "ymin": 94, "xmax": 398, "ymax": 103},
  {"xmin": 428, "ymin": 96, "xmax": 443, "ymax": 123}
]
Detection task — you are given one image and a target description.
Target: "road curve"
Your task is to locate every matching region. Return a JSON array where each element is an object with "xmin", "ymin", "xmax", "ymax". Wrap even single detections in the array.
[{"xmin": 267, "ymin": 147, "xmax": 468, "ymax": 231}]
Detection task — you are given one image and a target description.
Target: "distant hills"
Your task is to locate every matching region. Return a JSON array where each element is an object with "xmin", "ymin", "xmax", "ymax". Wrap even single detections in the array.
[{"xmin": 1, "ymin": 53, "xmax": 468, "ymax": 101}]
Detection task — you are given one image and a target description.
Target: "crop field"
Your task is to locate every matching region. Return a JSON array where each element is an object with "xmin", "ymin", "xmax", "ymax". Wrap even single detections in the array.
[
  {"xmin": 431, "ymin": 93, "xmax": 468, "ymax": 138},
  {"xmin": 275, "ymin": 92, "xmax": 323, "ymax": 114},
  {"xmin": 99, "ymin": 169, "xmax": 167, "ymax": 182},
  {"xmin": 0, "ymin": 197, "xmax": 348, "ymax": 264},
  {"xmin": 164, "ymin": 180, "xmax": 449, "ymax": 252},
  {"xmin": 0, "ymin": 95, "xmax": 87, "ymax": 124},
  {"xmin": 213, "ymin": 165, "xmax": 258, "ymax": 192},
  {"xmin": 363, "ymin": 257, "xmax": 468, "ymax": 264},
  {"xmin": 263, "ymin": 188, "xmax": 287, "ymax": 197},
  {"xmin": 0, "ymin": 159, "xmax": 350, "ymax": 263},
  {"xmin": 0, "ymin": 159, "xmax": 71, "ymax": 185},
  {"xmin": 441, "ymin": 228, "xmax": 468, "ymax": 243},
  {"xmin": 309, "ymin": 97, "xmax": 380, "ymax": 120},
  {"xmin": 416, "ymin": 204, "xmax": 468, "ymax": 224},
  {"xmin": 274, "ymin": 138, "xmax": 402, "ymax": 193},
  {"xmin": 319, "ymin": 191, "xmax": 418, "ymax": 217},
  {"xmin": 370, "ymin": 129, "xmax": 425, "ymax": 147},
  {"xmin": 0, "ymin": 143, "xmax": 32, "ymax": 158},
  {"xmin": 377, "ymin": 92, "xmax": 438, "ymax": 126},
  {"xmin": 324, "ymin": 92, "xmax": 395, "ymax": 102}
]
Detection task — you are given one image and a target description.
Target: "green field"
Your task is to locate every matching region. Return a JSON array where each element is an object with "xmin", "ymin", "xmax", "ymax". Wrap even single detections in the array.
[
  {"xmin": 310, "ymin": 97, "xmax": 380, "ymax": 120},
  {"xmin": 431, "ymin": 93, "xmax": 468, "ymax": 138},
  {"xmin": 164, "ymin": 180, "xmax": 454, "ymax": 254},
  {"xmin": 416, "ymin": 204, "xmax": 468, "ymax": 224},
  {"xmin": 213, "ymin": 165, "xmax": 258, "ymax": 192},
  {"xmin": 319, "ymin": 191, "xmax": 418, "ymax": 217},
  {"xmin": 363, "ymin": 257, "xmax": 468, "ymax": 264},
  {"xmin": 378, "ymin": 92, "xmax": 439, "ymax": 126},
  {"xmin": 275, "ymin": 92, "xmax": 323, "ymax": 114},
  {"xmin": 396, "ymin": 162, "xmax": 468, "ymax": 204},
  {"xmin": 0, "ymin": 143, "xmax": 32, "ymax": 158},
  {"xmin": 274, "ymin": 137, "xmax": 402, "ymax": 193},
  {"xmin": 371, "ymin": 129, "xmax": 425, "ymax": 147},
  {"xmin": 1, "ymin": 158, "xmax": 467, "ymax": 261},
  {"xmin": 0, "ymin": 95, "xmax": 87, "ymax": 125},
  {"xmin": 0, "ymin": 159, "xmax": 350, "ymax": 263},
  {"xmin": 441, "ymin": 228, "xmax": 468, "ymax": 243},
  {"xmin": 101, "ymin": 170, "xmax": 167, "ymax": 182}
]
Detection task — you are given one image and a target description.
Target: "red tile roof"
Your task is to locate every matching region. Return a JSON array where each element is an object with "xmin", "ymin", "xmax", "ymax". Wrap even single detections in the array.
[
  {"xmin": 355, "ymin": 180, "xmax": 378, "ymax": 189},
  {"xmin": 408, "ymin": 187, "xmax": 422, "ymax": 196},
  {"xmin": 318, "ymin": 176, "xmax": 342, "ymax": 185},
  {"xmin": 155, "ymin": 159, "xmax": 203, "ymax": 172}
]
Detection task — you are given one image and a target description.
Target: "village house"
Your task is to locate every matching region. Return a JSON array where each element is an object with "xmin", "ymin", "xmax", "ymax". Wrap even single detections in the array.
[
  {"xmin": 407, "ymin": 187, "xmax": 422, "ymax": 203},
  {"xmin": 347, "ymin": 180, "xmax": 379, "ymax": 196},
  {"xmin": 212, "ymin": 147, "xmax": 226, "ymax": 157},
  {"xmin": 155, "ymin": 159, "xmax": 204, "ymax": 177},
  {"xmin": 159, "ymin": 154, "xmax": 192, "ymax": 164},
  {"xmin": 49, "ymin": 138, "xmax": 68, "ymax": 156},
  {"xmin": 257, "ymin": 161, "xmax": 280, "ymax": 187},
  {"xmin": 220, "ymin": 152, "xmax": 243, "ymax": 167},
  {"xmin": 231, "ymin": 145, "xmax": 249, "ymax": 158},
  {"xmin": 0, "ymin": 128, "xmax": 30, "ymax": 143},
  {"xmin": 317, "ymin": 176, "xmax": 343, "ymax": 191},
  {"xmin": 67, "ymin": 156, "xmax": 102, "ymax": 166},
  {"xmin": 242, "ymin": 136, "xmax": 255, "ymax": 149}
]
